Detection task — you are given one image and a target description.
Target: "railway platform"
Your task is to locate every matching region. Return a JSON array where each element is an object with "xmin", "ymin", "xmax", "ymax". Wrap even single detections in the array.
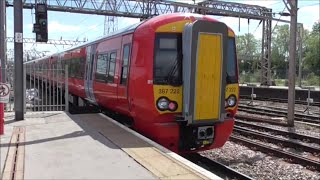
[{"xmin": 0, "ymin": 111, "xmax": 221, "ymax": 180}]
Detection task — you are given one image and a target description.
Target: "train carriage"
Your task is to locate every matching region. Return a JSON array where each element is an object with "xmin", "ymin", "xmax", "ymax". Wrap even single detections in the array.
[{"xmin": 25, "ymin": 13, "xmax": 239, "ymax": 154}]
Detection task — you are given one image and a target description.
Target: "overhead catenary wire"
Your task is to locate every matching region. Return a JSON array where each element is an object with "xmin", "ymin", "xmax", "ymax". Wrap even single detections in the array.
[{"xmin": 271, "ymin": 7, "xmax": 287, "ymax": 34}]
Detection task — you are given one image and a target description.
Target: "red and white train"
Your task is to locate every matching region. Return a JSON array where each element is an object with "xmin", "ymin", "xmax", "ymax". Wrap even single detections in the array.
[{"xmin": 25, "ymin": 13, "xmax": 239, "ymax": 154}]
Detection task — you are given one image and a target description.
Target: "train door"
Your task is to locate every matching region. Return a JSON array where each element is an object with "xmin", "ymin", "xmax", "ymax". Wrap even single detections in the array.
[
  {"xmin": 84, "ymin": 45, "xmax": 97, "ymax": 104},
  {"xmin": 117, "ymin": 35, "xmax": 132, "ymax": 112}
]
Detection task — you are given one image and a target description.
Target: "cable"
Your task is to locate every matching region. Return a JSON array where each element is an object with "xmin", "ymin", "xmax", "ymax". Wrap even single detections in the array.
[
  {"xmin": 252, "ymin": 20, "xmax": 262, "ymax": 35},
  {"xmin": 73, "ymin": 22, "xmax": 105, "ymax": 40},
  {"xmin": 271, "ymin": 7, "xmax": 287, "ymax": 34}
]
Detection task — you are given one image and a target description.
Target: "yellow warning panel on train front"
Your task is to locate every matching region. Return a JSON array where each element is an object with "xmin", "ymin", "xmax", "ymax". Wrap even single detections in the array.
[{"xmin": 195, "ymin": 33, "xmax": 222, "ymax": 121}]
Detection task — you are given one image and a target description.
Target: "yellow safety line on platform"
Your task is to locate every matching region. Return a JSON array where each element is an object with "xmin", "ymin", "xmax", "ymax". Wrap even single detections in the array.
[
  {"xmin": 1, "ymin": 127, "xmax": 25, "ymax": 180},
  {"xmin": 81, "ymin": 114, "xmax": 209, "ymax": 179}
]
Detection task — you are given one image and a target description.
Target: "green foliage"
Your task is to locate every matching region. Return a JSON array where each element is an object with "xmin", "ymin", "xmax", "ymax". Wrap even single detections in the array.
[
  {"xmin": 236, "ymin": 33, "xmax": 259, "ymax": 56},
  {"xmin": 271, "ymin": 25, "xmax": 290, "ymax": 79},
  {"xmin": 235, "ymin": 22, "xmax": 319, "ymax": 85},
  {"xmin": 274, "ymin": 79, "xmax": 286, "ymax": 86},
  {"xmin": 236, "ymin": 33, "xmax": 261, "ymax": 74},
  {"xmin": 304, "ymin": 22, "xmax": 320, "ymax": 76},
  {"xmin": 239, "ymin": 71, "xmax": 260, "ymax": 84},
  {"xmin": 301, "ymin": 73, "xmax": 320, "ymax": 86}
]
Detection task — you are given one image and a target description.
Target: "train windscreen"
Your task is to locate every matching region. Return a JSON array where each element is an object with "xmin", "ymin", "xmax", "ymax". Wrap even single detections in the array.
[
  {"xmin": 153, "ymin": 33, "xmax": 182, "ymax": 86},
  {"xmin": 227, "ymin": 37, "xmax": 238, "ymax": 84}
]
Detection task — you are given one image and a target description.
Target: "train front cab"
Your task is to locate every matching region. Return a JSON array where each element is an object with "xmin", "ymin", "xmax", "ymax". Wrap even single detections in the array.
[{"xmin": 152, "ymin": 17, "xmax": 239, "ymax": 153}]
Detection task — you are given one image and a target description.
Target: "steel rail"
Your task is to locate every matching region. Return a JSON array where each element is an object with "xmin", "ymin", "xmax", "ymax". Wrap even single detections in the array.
[
  {"xmin": 239, "ymin": 104, "xmax": 320, "ymax": 120},
  {"xmin": 236, "ymin": 113, "xmax": 320, "ymax": 128},
  {"xmin": 239, "ymin": 95, "xmax": 320, "ymax": 106},
  {"xmin": 235, "ymin": 114, "xmax": 289, "ymax": 126},
  {"xmin": 238, "ymin": 107, "xmax": 320, "ymax": 124},
  {"xmin": 230, "ymin": 135, "xmax": 320, "ymax": 171},
  {"xmin": 235, "ymin": 120, "xmax": 320, "ymax": 144},
  {"xmin": 239, "ymin": 102, "xmax": 320, "ymax": 116},
  {"xmin": 183, "ymin": 153, "xmax": 254, "ymax": 180},
  {"xmin": 233, "ymin": 126, "xmax": 320, "ymax": 154}
]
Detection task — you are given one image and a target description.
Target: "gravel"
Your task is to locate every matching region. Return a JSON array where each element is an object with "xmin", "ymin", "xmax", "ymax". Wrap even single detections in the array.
[
  {"xmin": 233, "ymin": 131, "xmax": 320, "ymax": 162},
  {"xmin": 201, "ymin": 141, "xmax": 320, "ymax": 180},
  {"xmin": 236, "ymin": 121, "xmax": 320, "ymax": 149}
]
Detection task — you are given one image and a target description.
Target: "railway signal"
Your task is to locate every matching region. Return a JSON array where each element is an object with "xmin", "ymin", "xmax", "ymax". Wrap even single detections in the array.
[{"xmin": 33, "ymin": 3, "xmax": 48, "ymax": 42}]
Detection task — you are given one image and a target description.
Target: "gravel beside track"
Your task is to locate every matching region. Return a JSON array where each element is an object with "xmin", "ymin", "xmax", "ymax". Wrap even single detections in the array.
[
  {"xmin": 237, "ymin": 111, "xmax": 320, "ymax": 135},
  {"xmin": 233, "ymin": 126, "xmax": 320, "ymax": 154},
  {"xmin": 235, "ymin": 120, "xmax": 320, "ymax": 146},
  {"xmin": 183, "ymin": 153, "xmax": 253, "ymax": 180},
  {"xmin": 201, "ymin": 142, "xmax": 320, "ymax": 180}
]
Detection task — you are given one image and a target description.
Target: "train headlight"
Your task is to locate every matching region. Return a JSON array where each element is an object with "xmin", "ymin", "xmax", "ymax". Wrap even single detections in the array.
[
  {"xmin": 157, "ymin": 97, "xmax": 169, "ymax": 111},
  {"xmin": 226, "ymin": 95, "xmax": 237, "ymax": 107}
]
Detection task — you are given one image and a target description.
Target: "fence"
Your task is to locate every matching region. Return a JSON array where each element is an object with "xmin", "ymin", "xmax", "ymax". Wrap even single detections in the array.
[{"xmin": 4, "ymin": 64, "xmax": 69, "ymax": 113}]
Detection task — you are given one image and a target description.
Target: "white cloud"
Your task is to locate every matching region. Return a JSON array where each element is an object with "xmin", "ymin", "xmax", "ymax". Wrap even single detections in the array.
[{"xmin": 48, "ymin": 21, "xmax": 82, "ymax": 33}]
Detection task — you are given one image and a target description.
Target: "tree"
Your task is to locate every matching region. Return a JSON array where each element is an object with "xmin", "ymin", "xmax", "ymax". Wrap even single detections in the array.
[
  {"xmin": 304, "ymin": 22, "xmax": 320, "ymax": 76},
  {"xmin": 236, "ymin": 33, "xmax": 260, "ymax": 74},
  {"xmin": 271, "ymin": 25, "xmax": 290, "ymax": 79}
]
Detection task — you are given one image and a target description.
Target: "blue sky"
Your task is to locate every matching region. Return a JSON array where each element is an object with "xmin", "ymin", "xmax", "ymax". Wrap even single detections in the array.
[{"xmin": 5, "ymin": 0, "xmax": 320, "ymax": 54}]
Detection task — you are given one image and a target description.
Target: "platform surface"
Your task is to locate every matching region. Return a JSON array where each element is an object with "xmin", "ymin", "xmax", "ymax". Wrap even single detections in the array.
[
  {"xmin": 1, "ymin": 112, "xmax": 157, "ymax": 179},
  {"xmin": 1, "ymin": 111, "xmax": 221, "ymax": 180}
]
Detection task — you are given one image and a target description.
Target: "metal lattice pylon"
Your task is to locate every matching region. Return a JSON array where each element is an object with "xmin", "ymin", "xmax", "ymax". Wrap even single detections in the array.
[
  {"xmin": 260, "ymin": 17, "xmax": 272, "ymax": 86},
  {"xmin": 104, "ymin": 0, "xmax": 118, "ymax": 35}
]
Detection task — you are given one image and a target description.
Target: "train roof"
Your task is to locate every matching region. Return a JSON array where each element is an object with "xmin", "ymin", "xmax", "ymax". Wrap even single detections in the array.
[{"xmin": 25, "ymin": 20, "xmax": 145, "ymax": 64}]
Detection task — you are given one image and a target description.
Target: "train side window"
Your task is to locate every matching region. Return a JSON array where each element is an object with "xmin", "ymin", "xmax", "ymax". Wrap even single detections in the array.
[
  {"xmin": 70, "ymin": 60, "xmax": 73, "ymax": 77},
  {"xmin": 74, "ymin": 58, "xmax": 81, "ymax": 79},
  {"xmin": 95, "ymin": 54, "xmax": 108, "ymax": 82},
  {"xmin": 120, "ymin": 44, "xmax": 131, "ymax": 85},
  {"xmin": 90, "ymin": 55, "xmax": 95, "ymax": 80},
  {"xmin": 107, "ymin": 52, "xmax": 116, "ymax": 83},
  {"xmin": 71, "ymin": 59, "xmax": 75, "ymax": 77},
  {"xmin": 80, "ymin": 57, "xmax": 85, "ymax": 78}
]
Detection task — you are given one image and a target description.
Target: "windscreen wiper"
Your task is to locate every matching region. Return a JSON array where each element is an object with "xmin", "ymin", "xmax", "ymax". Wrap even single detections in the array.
[{"xmin": 166, "ymin": 55, "xmax": 182, "ymax": 86}]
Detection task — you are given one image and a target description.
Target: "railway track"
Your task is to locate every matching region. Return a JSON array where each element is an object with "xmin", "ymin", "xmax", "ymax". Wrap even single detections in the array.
[
  {"xmin": 240, "ymin": 95, "xmax": 320, "ymax": 106},
  {"xmin": 230, "ymin": 135, "xmax": 320, "ymax": 171},
  {"xmin": 183, "ymin": 153, "xmax": 253, "ymax": 180},
  {"xmin": 240, "ymin": 102, "xmax": 320, "ymax": 116},
  {"xmin": 235, "ymin": 120, "xmax": 320, "ymax": 144},
  {"xmin": 233, "ymin": 126, "xmax": 320, "ymax": 155},
  {"xmin": 235, "ymin": 114, "xmax": 291, "ymax": 126},
  {"xmin": 238, "ymin": 105, "xmax": 320, "ymax": 125}
]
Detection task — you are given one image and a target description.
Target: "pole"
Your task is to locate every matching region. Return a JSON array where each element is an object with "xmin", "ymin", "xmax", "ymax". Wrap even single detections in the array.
[
  {"xmin": 14, "ymin": 0, "xmax": 24, "ymax": 120},
  {"xmin": 0, "ymin": 0, "xmax": 6, "ymax": 83},
  {"xmin": 287, "ymin": 0, "xmax": 298, "ymax": 127},
  {"xmin": 298, "ymin": 24, "xmax": 303, "ymax": 87},
  {"xmin": 0, "ymin": 0, "xmax": 6, "ymax": 134}
]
